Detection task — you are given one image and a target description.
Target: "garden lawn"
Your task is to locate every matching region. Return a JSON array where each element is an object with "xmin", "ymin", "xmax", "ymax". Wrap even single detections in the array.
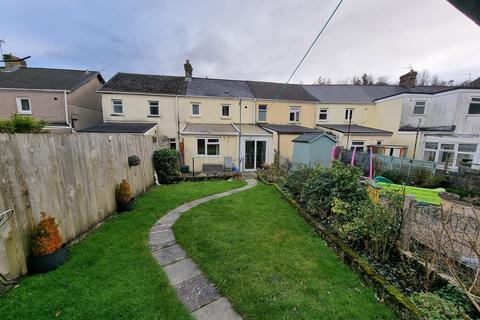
[
  {"xmin": 174, "ymin": 183, "xmax": 397, "ymax": 319},
  {"xmin": 378, "ymin": 182, "xmax": 445, "ymax": 205},
  {"xmin": 0, "ymin": 180, "xmax": 245, "ymax": 320}
]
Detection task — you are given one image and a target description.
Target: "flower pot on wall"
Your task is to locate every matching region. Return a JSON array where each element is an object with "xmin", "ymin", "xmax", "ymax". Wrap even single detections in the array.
[
  {"xmin": 117, "ymin": 199, "xmax": 135, "ymax": 213},
  {"xmin": 29, "ymin": 245, "xmax": 68, "ymax": 273}
]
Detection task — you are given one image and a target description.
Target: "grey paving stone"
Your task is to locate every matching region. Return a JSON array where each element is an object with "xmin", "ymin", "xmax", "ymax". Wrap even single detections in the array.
[
  {"xmin": 153, "ymin": 244, "xmax": 187, "ymax": 266},
  {"xmin": 164, "ymin": 258, "xmax": 202, "ymax": 286},
  {"xmin": 149, "ymin": 229, "xmax": 176, "ymax": 250},
  {"xmin": 175, "ymin": 274, "xmax": 220, "ymax": 312},
  {"xmin": 192, "ymin": 297, "xmax": 242, "ymax": 320},
  {"xmin": 156, "ymin": 211, "xmax": 182, "ymax": 225},
  {"xmin": 150, "ymin": 223, "xmax": 171, "ymax": 232}
]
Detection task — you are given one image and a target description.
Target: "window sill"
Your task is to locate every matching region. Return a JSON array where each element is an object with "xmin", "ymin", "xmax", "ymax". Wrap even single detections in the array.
[
  {"xmin": 412, "ymin": 114, "xmax": 425, "ymax": 116},
  {"xmin": 195, "ymin": 154, "xmax": 222, "ymax": 157},
  {"xmin": 288, "ymin": 121, "xmax": 300, "ymax": 124},
  {"xmin": 147, "ymin": 115, "xmax": 160, "ymax": 118},
  {"xmin": 221, "ymin": 117, "xmax": 231, "ymax": 120},
  {"xmin": 317, "ymin": 120, "xmax": 328, "ymax": 123},
  {"xmin": 17, "ymin": 111, "xmax": 32, "ymax": 115},
  {"xmin": 190, "ymin": 115, "xmax": 201, "ymax": 118},
  {"xmin": 467, "ymin": 114, "xmax": 480, "ymax": 117},
  {"xmin": 111, "ymin": 113, "xmax": 125, "ymax": 117}
]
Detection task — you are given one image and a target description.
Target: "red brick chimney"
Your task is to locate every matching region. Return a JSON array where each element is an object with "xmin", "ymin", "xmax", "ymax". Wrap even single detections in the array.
[
  {"xmin": 2, "ymin": 53, "xmax": 27, "ymax": 71},
  {"xmin": 184, "ymin": 59, "xmax": 193, "ymax": 81},
  {"xmin": 399, "ymin": 69, "xmax": 417, "ymax": 88}
]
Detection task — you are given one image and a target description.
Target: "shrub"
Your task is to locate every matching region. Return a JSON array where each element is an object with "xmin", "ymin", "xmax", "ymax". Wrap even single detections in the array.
[
  {"xmin": 412, "ymin": 168, "xmax": 433, "ymax": 186},
  {"xmin": 257, "ymin": 163, "xmax": 287, "ymax": 184},
  {"xmin": 379, "ymin": 169, "xmax": 407, "ymax": 184},
  {"xmin": 116, "ymin": 179, "xmax": 133, "ymax": 204},
  {"xmin": 0, "ymin": 114, "xmax": 48, "ymax": 133},
  {"xmin": 411, "ymin": 292, "xmax": 471, "ymax": 320},
  {"xmin": 422, "ymin": 174, "xmax": 449, "ymax": 188},
  {"xmin": 128, "ymin": 155, "xmax": 141, "ymax": 167},
  {"xmin": 284, "ymin": 166, "xmax": 315, "ymax": 199},
  {"xmin": 31, "ymin": 212, "xmax": 63, "ymax": 256},
  {"xmin": 152, "ymin": 149, "xmax": 180, "ymax": 184}
]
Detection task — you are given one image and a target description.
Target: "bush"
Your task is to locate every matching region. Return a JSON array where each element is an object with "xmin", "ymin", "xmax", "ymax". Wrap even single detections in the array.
[
  {"xmin": 412, "ymin": 168, "xmax": 433, "ymax": 186},
  {"xmin": 284, "ymin": 166, "xmax": 314, "ymax": 198},
  {"xmin": 379, "ymin": 169, "xmax": 407, "ymax": 184},
  {"xmin": 116, "ymin": 179, "xmax": 133, "ymax": 204},
  {"xmin": 0, "ymin": 114, "xmax": 48, "ymax": 133},
  {"xmin": 31, "ymin": 212, "xmax": 63, "ymax": 256},
  {"xmin": 422, "ymin": 174, "xmax": 449, "ymax": 188},
  {"xmin": 411, "ymin": 291, "xmax": 471, "ymax": 320},
  {"xmin": 257, "ymin": 163, "xmax": 287, "ymax": 184},
  {"xmin": 128, "ymin": 155, "xmax": 141, "ymax": 167},
  {"xmin": 152, "ymin": 149, "xmax": 180, "ymax": 184}
]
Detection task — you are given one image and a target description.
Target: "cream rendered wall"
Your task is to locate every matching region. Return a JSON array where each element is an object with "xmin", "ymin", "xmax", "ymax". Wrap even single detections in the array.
[
  {"xmin": 68, "ymin": 76, "xmax": 103, "ymax": 130},
  {"xmin": 182, "ymin": 134, "xmax": 239, "ymax": 172},
  {"xmin": 101, "ymin": 93, "xmax": 178, "ymax": 138},
  {"xmin": 277, "ymin": 134, "xmax": 301, "ymax": 163},
  {"xmin": 316, "ymin": 103, "xmax": 375, "ymax": 127},
  {"xmin": 256, "ymin": 100, "xmax": 317, "ymax": 128}
]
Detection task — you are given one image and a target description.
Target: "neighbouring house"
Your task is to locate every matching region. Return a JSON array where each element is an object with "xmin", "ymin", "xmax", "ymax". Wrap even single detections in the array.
[
  {"xmin": 292, "ymin": 133, "xmax": 337, "ymax": 168},
  {"xmin": 0, "ymin": 53, "xmax": 105, "ymax": 131}
]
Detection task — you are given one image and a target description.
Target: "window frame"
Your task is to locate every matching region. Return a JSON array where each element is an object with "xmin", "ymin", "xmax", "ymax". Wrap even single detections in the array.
[
  {"xmin": 112, "ymin": 99, "xmax": 124, "ymax": 115},
  {"xmin": 191, "ymin": 103, "xmax": 201, "ymax": 117},
  {"xmin": 422, "ymin": 141, "xmax": 478, "ymax": 169},
  {"xmin": 350, "ymin": 140, "xmax": 365, "ymax": 152},
  {"xmin": 468, "ymin": 97, "xmax": 480, "ymax": 115},
  {"xmin": 344, "ymin": 108, "xmax": 353, "ymax": 121},
  {"xmin": 148, "ymin": 101, "xmax": 160, "ymax": 117},
  {"xmin": 413, "ymin": 100, "xmax": 426, "ymax": 115},
  {"xmin": 289, "ymin": 106, "xmax": 300, "ymax": 122},
  {"xmin": 258, "ymin": 105, "xmax": 267, "ymax": 122},
  {"xmin": 221, "ymin": 104, "xmax": 230, "ymax": 118},
  {"xmin": 16, "ymin": 97, "xmax": 32, "ymax": 114},
  {"xmin": 196, "ymin": 137, "xmax": 221, "ymax": 156},
  {"xmin": 318, "ymin": 108, "xmax": 328, "ymax": 122}
]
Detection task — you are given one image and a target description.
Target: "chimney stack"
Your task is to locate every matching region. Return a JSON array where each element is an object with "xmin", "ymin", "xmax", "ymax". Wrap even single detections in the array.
[
  {"xmin": 3, "ymin": 53, "xmax": 27, "ymax": 71},
  {"xmin": 184, "ymin": 59, "xmax": 193, "ymax": 80},
  {"xmin": 399, "ymin": 69, "xmax": 417, "ymax": 88}
]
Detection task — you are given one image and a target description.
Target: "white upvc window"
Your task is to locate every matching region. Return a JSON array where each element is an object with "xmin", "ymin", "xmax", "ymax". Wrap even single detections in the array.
[
  {"xmin": 16, "ymin": 97, "xmax": 32, "ymax": 114},
  {"xmin": 149, "ymin": 101, "xmax": 159, "ymax": 116},
  {"xmin": 344, "ymin": 108, "xmax": 353, "ymax": 121},
  {"xmin": 258, "ymin": 105, "xmax": 267, "ymax": 122},
  {"xmin": 468, "ymin": 97, "xmax": 480, "ymax": 115},
  {"xmin": 197, "ymin": 138, "xmax": 220, "ymax": 156},
  {"xmin": 413, "ymin": 101, "xmax": 426, "ymax": 115},
  {"xmin": 221, "ymin": 105, "xmax": 230, "ymax": 118},
  {"xmin": 289, "ymin": 106, "xmax": 300, "ymax": 122},
  {"xmin": 318, "ymin": 108, "xmax": 328, "ymax": 121},
  {"xmin": 456, "ymin": 144, "xmax": 477, "ymax": 167},
  {"xmin": 191, "ymin": 103, "xmax": 201, "ymax": 116},
  {"xmin": 112, "ymin": 99, "xmax": 123, "ymax": 114},
  {"xmin": 422, "ymin": 141, "xmax": 478, "ymax": 169},
  {"xmin": 351, "ymin": 140, "xmax": 365, "ymax": 151}
]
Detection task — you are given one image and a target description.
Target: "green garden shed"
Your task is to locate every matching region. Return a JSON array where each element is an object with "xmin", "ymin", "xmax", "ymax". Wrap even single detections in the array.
[{"xmin": 292, "ymin": 133, "xmax": 337, "ymax": 168}]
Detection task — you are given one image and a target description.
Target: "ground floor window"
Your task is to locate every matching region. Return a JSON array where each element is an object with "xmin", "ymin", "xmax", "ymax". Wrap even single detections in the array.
[
  {"xmin": 351, "ymin": 141, "xmax": 365, "ymax": 152},
  {"xmin": 423, "ymin": 141, "xmax": 477, "ymax": 168},
  {"xmin": 169, "ymin": 138, "xmax": 177, "ymax": 150},
  {"xmin": 197, "ymin": 138, "xmax": 220, "ymax": 155}
]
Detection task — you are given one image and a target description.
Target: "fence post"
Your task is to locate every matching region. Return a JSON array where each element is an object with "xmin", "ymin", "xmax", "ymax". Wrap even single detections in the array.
[{"xmin": 400, "ymin": 195, "xmax": 416, "ymax": 251}]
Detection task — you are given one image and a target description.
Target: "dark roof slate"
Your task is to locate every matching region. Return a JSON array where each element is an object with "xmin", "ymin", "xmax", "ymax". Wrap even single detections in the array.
[
  {"xmin": 0, "ymin": 67, "xmax": 102, "ymax": 91},
  {"xmin": 247, "ymin": 81, "xmax": 317, "ymax": 102},
  {"xmin": 292, "ymin": 133, "xmax": 336, "ymax": 143},
  {"xmin": 260, "ymin": 124, "xmax": 322, "ymax": 134},
  {"xmin": 99, "ymin": 72, "xmax": 187, "ymax": 95},
  {"xmin": 187, "ymin": 77, "xmax": 254, "ymax": 98},
  {"xmin": 182, "ymin": 123, "xmax": 238, "ymax": 134},
  {"xmin": 318, "ymin": 124, "xmax": 392, "ymax": 135},
  {"xmin": 78, "ymin": 122, "xmax": 156, "ymax": 133}
]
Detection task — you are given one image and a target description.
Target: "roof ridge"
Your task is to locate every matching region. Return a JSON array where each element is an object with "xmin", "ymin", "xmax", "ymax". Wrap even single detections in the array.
[{"xmin": 21, "ymin": 67, "xmax": 100, "ymax": 73}]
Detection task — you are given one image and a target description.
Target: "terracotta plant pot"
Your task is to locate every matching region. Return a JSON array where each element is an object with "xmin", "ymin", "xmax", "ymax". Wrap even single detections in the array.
[
  {"xmin": 117, "ymin": 199, "xmax": 135, "ymax": 213},
  {"xmin": 29, "ymin": 245, "xmax": 68, "ymax": 273}
]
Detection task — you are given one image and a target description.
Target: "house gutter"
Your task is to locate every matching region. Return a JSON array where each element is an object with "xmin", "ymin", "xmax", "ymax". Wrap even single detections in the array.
[{"xmin": 64, "ymin": 90, "xmax": 73, "ymax": 132}]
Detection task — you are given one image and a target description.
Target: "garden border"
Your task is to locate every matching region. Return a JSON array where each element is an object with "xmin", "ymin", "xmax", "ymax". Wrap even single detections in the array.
[{"xmin": 262, "ymin": 178, "xmax": 423, "ymax": 320}]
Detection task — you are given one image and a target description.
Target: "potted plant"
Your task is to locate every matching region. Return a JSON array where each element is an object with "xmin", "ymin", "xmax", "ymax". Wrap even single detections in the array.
[
  {"xmin": 29, "ymin": 212, "xmax": 68, "ymax": 273},
  {"xmin": 116, "ymin": 179, "xmax": 135, "ymax": 212}
]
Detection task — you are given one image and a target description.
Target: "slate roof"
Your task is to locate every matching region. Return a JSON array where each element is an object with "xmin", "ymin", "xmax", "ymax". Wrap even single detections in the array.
[
  {"xmin": 318, "ymin": 124, "xmax": 392, "ymax": 136},
  {"xmin": 292, "ymin": 133, "xmax": 336, "ymax": 143},
  {"xmin": 187, "ymin": 77, "xmax": 254, "ymax": 98},
  {"xmin": 99, "ymin": 72, "xmax": 187, "ymax": 95},
  {"xmin": 233, "ymin": 124, "xmax": 271, "ymax": 135},
  {"xmin": 260, "ymin": 124, "xmax": 323, "ymax": 134},
  {"xmin": 247, "ymin": 81, "xmax": 317, "ymax": 102},
  {"xmin": 0, "ymin": 67, "xmax": 103, "ymax": 91},
  {"xmin": 182, "ymin": 123, "xmax": 238, "ymax": 134},
  {"xmin": 399, "ymin": 125, "xmax": 456, "ymax": 132},
  {"xmin": 78, "ymin": 122, "xmax": 156, "ymax": 133}
]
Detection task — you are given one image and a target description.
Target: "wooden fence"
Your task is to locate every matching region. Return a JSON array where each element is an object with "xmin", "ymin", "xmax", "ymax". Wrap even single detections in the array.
[{"xmin": 0, "ymin": 133, "xmax": 167, "ymax": 281}]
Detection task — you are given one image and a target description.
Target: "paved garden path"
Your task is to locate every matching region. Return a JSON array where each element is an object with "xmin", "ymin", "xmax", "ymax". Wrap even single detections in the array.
[{"xmin": 149, "ymin": 179, "xmax": 257, "ymax": 320}]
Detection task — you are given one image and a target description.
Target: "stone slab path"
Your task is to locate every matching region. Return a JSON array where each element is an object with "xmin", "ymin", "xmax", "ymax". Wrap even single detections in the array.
[{"xmin": 149, "ymin": 179, "xmax": 257, "ymax": 320}]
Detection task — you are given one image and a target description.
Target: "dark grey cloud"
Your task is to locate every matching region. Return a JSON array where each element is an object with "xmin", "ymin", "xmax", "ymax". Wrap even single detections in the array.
[{"xmin": 1, "ymin": 0, "xmax": 479, "ymax": 84}]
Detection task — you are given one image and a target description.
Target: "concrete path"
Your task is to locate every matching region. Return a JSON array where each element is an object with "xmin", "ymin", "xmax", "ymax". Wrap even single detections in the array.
[{"xmin": 149, "ymin": 179, "xmax": 257, "ymax": 320}]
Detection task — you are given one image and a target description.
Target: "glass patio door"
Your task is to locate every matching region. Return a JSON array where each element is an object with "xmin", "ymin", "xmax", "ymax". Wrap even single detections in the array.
[
  {"xmin": 244, "ymin": 139, "xmax": 267, "ymax": 170},
  {"xmin": 245, "ymin": 140, "xmax": 255, "ymax": 170}
]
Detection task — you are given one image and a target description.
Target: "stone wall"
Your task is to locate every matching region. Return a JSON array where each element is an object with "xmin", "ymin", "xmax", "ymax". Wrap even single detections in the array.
[{"xmin": 436, "ymin": 167, "xmax": 480, "ymax": 192}]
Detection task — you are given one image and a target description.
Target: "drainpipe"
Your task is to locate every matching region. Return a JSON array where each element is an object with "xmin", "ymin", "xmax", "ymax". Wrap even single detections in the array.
[
  {"xmin": 64, "ymin": 90, "xmax": 72, "ymax": 132},
  {"xmin": 239, "ymin": 99, "xmax": 243, "ymax": 177}
]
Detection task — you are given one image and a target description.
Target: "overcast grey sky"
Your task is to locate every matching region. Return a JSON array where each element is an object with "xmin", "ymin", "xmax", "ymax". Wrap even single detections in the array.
[{"xmin": 1, "ymin": 0, "xmax": 479, "ymax": 84}]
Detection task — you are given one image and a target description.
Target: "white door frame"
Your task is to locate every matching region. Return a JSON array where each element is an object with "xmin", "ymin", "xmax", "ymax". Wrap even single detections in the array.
[{"xmin": 240, "ymin": 136, "xmax": 271, "ymax": 171}]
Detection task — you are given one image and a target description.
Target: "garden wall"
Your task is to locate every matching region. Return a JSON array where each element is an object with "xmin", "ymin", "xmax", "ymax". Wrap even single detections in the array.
[
  {"xmin": 0, "ymin": 133, "xmax": 168, "ymax": 283},
  {"xmin": 436, "ymin": 167, "xmax": 480, "ymax": 192}
]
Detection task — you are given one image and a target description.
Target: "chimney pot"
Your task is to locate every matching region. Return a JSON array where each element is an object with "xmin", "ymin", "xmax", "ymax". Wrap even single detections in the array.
[
  {"xmin": 399, "ymin": 69, "xmax": 417, "ymax": 88},
  {"xmin": 184, "ymin": 59, "xmax": 193, "ymax": 80}
]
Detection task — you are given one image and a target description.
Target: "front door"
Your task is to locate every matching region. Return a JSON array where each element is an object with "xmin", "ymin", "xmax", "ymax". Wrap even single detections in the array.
[{"xmin": 244, "ymin": 139, "xmax": 267, "ymax": 170}]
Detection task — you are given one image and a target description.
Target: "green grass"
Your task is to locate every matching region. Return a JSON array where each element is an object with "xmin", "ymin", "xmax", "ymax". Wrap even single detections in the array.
[
  {"xmin": 174, "ymin": 183, "xmax": 397, "ymax": 319},
  {"xmin": 378, "ymin": 182, "xmax": 445, "ymax": 205},
  {"xmin": 0, "ymin": 180, "xmax": 246, "ymax": 320}
]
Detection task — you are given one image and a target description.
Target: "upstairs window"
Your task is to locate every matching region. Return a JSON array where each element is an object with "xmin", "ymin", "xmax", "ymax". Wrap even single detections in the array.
[
  {"xmin": 345, "ymin": 108, "xmax": 353, "ymax": 121},
  {"xmin": 149, "ymin": 101, "xmax": 159, "ymax": 116},
  {"xmin": 318, "ymin": 108, "xmax": 328, "ymax": 121},
  {"xmin": 16, "ymin": 97, "xmax": 31, "ymax": 114},
  {"xmin": 192, "ymin": 103, "xmax": 200, "ymax": 116},
  {"xmin": 197, "ymin": 138, "xmax": 220, "ymax": 155},
  {"xmin": 112, "ymin": 99, "xmax": 123, "ymax": 114},
  {"xmin": 221, "ymin": 105, "xmax": 230, "ymax": 117},
  {"xmin": 468, "ymin": 97, "xmax": 480, "ymax": 114},
  {"xmin": 413, "ymin": 101, "xmax": 426, "ymax": 115},
  {"xmin": 258, "ymin": 105, "xmax": 267, "ymax": 122},
  {"xmin": 289, "ymin": 106, "xmax": 300, "ymax": 122}
]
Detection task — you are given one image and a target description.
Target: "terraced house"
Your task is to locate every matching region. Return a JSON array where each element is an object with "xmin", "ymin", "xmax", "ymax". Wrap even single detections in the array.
[{"xmin": 89, "ymin": 61, "xmax": 480, "ymax": 172}]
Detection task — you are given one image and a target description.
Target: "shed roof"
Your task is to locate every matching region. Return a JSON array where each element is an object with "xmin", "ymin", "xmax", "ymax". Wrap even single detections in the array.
[
  {"xmin": 78, "ymin": 122, "xmax": 156, "ymax": 133},
  {"xmin": 318, "ymin": 124, "xmax": 392, "ymax": 136},
  {"xmin": 99, "ymin": 72, "xmax": 187, "ymax": 95},
  {"xmin": 260, "ymin": 124, "xmax": 323, "ymax": 134},
  {"xmin": 182, "ymin": 123, "xmax": 238, "ymax": 135},
  {"xmin": 292, "ymin": 133, "xmax": 337, "ymax": 143},
  {"xmin": 187, "ymin": 77, "xmax": 254, "ymax": 98},
  {"xmin": 0, "ymin": 67, "xmax": 103, "ymax": 91}
]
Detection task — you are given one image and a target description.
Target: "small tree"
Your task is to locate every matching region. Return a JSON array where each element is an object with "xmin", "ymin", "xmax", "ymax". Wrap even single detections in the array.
[
  {"xmin": 152, "ymin": 149, "xmax": 180, "ymax": 184},
  {"xmin": 0, "ymin": 114, "xmax": 48, "ymax": 133},
  {"xmin": 31, "ymin": 212, "xmax": 63, "ymax": 256},
  {"xmin": 115, "ymin": 179, "xmax": 133, "ymax": 204}
]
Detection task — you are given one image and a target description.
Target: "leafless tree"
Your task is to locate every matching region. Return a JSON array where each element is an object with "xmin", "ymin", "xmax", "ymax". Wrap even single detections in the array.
[
  {"xmin": 375, "ymin": 76, "xmax": 390, "ymax": 85},
  {"xmin": 316, "ymin": 76, "xmax": 331, "ymax": 85}
]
